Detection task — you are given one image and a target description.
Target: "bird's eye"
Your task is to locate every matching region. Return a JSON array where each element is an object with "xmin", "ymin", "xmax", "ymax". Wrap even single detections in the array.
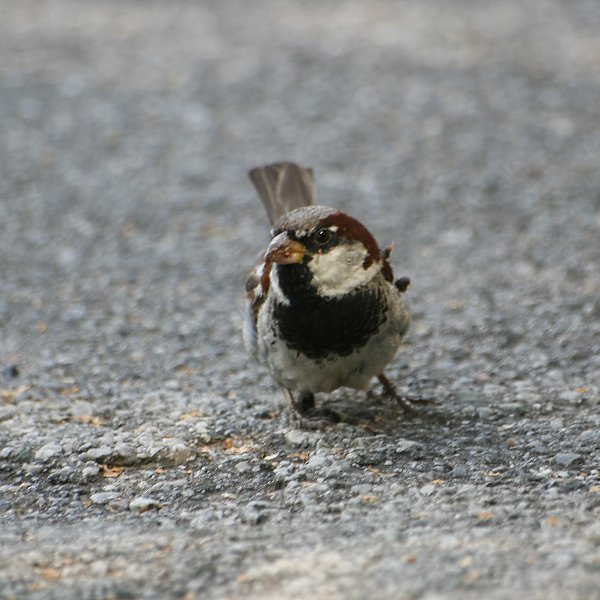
[{"xmin": 315, "ymin": 228, "xmax": 331, "ymax": 245}]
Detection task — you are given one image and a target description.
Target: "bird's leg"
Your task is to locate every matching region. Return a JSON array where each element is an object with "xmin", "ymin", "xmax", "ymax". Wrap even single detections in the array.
[
  {"xmin": 283, "ymin": 389, "xmax": 341, "ymax": 428},
  {"xmin": 292, "ymin": 390, "xmax": 316, "ymax": 413},
  {"xmin": 377, "ymin": 374, "xmax": 434, "ymax": 413}
]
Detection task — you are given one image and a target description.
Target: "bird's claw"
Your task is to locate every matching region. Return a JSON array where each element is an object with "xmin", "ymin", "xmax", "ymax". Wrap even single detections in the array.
[
  {"xmin": 376, "ymin": 374, "xmax": 435, "ymax": 414},
  {"xmin": 285, "ymin": 390, "xmax": 341, "ymax": 429}
]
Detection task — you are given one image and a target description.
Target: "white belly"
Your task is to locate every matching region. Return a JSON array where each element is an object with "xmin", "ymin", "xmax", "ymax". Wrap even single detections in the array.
[{"xmin": 249, "ymin": 280, "xmax": 410, "ymax": 394}]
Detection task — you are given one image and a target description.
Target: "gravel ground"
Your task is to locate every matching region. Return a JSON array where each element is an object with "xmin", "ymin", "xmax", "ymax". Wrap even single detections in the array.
[{"xmin": 1, "ymin": 1, "xmax": 600, "ymax": 598}]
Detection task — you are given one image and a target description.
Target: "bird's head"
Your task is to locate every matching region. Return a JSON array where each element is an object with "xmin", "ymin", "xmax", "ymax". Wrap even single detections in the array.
[{"xmin": 264, "ymin": 206, "xmax": 383, "ymax": 299}]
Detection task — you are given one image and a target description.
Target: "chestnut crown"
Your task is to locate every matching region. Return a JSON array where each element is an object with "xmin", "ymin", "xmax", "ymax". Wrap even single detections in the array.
[{"xmin": 271, "ymin": 206, "xmax": 381, "ymax": 264}]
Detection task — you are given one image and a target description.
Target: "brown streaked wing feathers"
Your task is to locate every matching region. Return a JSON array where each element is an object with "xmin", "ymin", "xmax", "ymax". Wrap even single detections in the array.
[{"xmin": 248, "ymin": 162, "xmax": 316, "ymax": 225}]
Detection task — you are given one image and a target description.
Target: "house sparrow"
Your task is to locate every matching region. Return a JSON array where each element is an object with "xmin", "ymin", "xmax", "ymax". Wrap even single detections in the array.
[{"xmin": 244, "ymin": 162, "xmax": 417, "ymax": 424}]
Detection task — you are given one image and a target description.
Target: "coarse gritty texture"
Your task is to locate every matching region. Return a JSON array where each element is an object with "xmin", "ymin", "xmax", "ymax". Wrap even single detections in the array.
[{"xmin": 1, "ymin": 1, "xmax": 599, "ymax": 599}]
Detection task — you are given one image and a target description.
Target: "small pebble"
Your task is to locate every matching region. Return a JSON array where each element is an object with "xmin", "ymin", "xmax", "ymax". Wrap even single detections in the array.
[
  {"xmin": 420, "ymin": 484, "xmax": 436, "ymax": 496},
  {"xmin": 306, "ymin": 454, "xmax": 328, "ymax": 469},
  {"xmin": 82, "ymin": 465, "xmax": 100, "ymax": 479},
  {"xmin": 35, "ymin": 443, "xmax": 63, "ymax": 462},
  {"xmin": 2, "ymin": 365, "xmax": 20, "ymax": 379},
  {"xmin": 285, "ymin": 430, "xmax": 313, "ymax": 446},
  {"xmin": 90, "ymin": 492, "xmax": 120, "ymax": 505},
  {"xmin": 241, "ymin": 502, "xmax": 270, "ymax": 525},
  {"xmin": 164, "ymin": 379, "xmax": 182, "ymax": 391},
  {"xmin": 452, "ymin": 465, "xmax": 468, "ymax": 477},
  {"xmin": 555, "ymin": 453, "xmax": 582, "ymax": 467},
  {"xmin": 129, "ymin": 496, "xmax": 161, "ymax": 513},
  {"xmin": 234, "ymin": 461, "xmax": 252, "ymax": 474},
  {"xmin": 515, "ymin": 392, "xmax": 541, "ymax": 403},
  {"xmin": 84, "ymin": 447, "xmax": 113, "ymax": 462},
  {"xmin": 396, "ymin": 439, "xmax": 422, "ymax": 453},
  {"xmin": 160, "ymin": 439, "xmax": 193, "ymax": 464},
  {"xmin": 352, "ymin": 484, "xmax": 373, "ymax": 496},
  {"xmin": 111, "ymin": 443, "xmax": 138, "ymax": 466},
  {"xmin": 24, "ymin": 463, "xmax": 45, "ymax": 475},
  {"xmin": 531, "ymin": 443, "xmax": 548, "ymax": 454},
  {"xmin": 477, "ymin": 407, "xmax": 493, "ymax": 419},
  {"xmin": 559, "ymin": 391, "xmax": 581, "ymax": 404}
]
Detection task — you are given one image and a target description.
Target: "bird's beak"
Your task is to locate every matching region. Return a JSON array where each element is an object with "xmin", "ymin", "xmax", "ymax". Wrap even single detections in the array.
[{"xmin": 264, "ymin": 232, "xmax": 305, "ymax": 265}]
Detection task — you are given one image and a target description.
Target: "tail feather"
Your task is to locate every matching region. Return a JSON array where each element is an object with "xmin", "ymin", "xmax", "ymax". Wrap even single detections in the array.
[{"xmin": 248, "ymin": 162, "xmax": 316, "ymax": 225}]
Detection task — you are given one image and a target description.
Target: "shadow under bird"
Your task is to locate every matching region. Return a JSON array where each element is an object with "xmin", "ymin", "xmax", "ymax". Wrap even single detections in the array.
[{"xmin": 244, "ymin": 162, "xmax": 423, "ymax": 424}]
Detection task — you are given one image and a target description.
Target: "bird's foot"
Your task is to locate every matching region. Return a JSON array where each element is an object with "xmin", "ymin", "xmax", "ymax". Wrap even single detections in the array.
[
  {"xmin": 377, "ymin": 374, "xmax": 435, "ymax": 414},
  {"xmin": 285, "ymin": 390, "xmax": 341, "ymax": 429}
]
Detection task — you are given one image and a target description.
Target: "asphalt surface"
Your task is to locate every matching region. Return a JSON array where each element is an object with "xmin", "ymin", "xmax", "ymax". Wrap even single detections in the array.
[{"xmin": 1, "ymin": 1, "xmax": 600, "ymax": 599}]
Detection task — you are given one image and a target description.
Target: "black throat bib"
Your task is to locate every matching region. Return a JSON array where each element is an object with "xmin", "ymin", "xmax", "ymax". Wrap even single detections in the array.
[{"xmin": 273, "ymin": 263, "xmax": 386, "ymax": 359}]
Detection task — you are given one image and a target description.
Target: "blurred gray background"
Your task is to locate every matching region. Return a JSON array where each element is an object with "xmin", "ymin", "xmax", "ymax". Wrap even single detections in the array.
[{"xmin": 1, "ymin": 1, "xmax": 599, "ymax": 599}]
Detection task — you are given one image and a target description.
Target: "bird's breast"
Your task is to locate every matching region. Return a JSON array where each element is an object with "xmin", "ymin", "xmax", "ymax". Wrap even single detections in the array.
[{"xmin": 271, "ymin": 283, "xmax": 387, "ymax": 359}]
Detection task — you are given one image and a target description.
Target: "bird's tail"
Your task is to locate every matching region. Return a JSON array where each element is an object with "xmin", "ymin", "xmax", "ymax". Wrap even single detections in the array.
[{"xmin": 248, "ymin": 162, "xmax": 316, "ymax": 226}]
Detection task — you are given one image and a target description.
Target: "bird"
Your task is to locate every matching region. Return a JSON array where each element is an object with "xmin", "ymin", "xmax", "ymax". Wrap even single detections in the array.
[{"xmin": 244, "ymin": 161, "xmax": 418, "ymax": 424}]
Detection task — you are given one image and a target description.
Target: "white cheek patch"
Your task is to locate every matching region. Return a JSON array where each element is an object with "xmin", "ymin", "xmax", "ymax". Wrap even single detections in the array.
[
  {"xmin": 269, "ymin": 268, "xmax": 291, "ymax": 305},
  {"xmin": 310, "ymin": 242, "xmax": 380, "ymax": 297},
  {"xmin": 250, "ymin": 265, "xmax": 263, "ymax": 298}
]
